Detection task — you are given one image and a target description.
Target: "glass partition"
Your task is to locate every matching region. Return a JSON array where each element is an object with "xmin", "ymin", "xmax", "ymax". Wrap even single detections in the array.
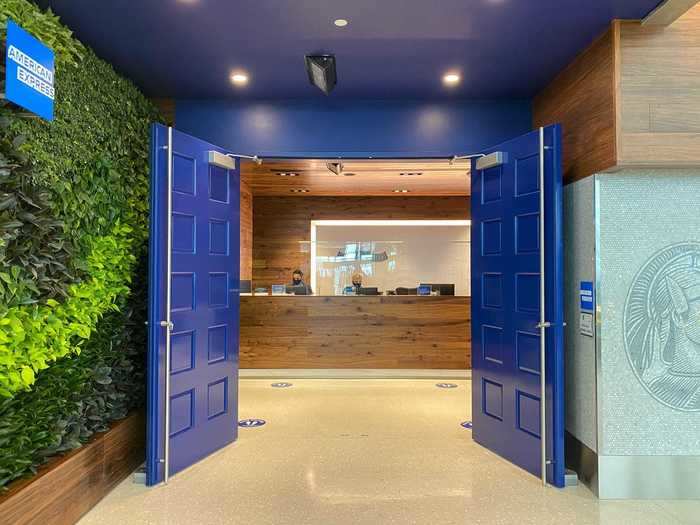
[{"xmin": 310, "ymin": 220, "xmax": 470, "ymax": 296}]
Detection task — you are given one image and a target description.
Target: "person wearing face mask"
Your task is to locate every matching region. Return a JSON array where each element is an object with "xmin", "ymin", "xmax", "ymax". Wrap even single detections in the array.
[
  {"xmin": 351, "ymin": 272, "xmax": 363, "ymax": 294},
  {"xmin": 343, "ymin": 272, "xmax": 364, "ymax": 295},
  {"xmin": 287, "ymin": 269, "xmax": 313, "ymax": 295}
]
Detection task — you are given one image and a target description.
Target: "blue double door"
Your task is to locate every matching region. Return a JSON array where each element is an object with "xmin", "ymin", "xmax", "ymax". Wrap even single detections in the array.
[
  {"xmin": 145, "ymin": 123, "xmax": 564, "ymax": 487},
  {"xmin": 470, "ymin": 125, "xmax": 565, "ymax": 487},
  {"xmin": 147, "ymin": 125, "xmax": 240, "ymax": 485}
]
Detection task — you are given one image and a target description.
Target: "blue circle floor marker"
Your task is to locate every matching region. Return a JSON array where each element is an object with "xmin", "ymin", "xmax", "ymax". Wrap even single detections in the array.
[
  {"xmin": 461, "ymin": 421, "xmax": 473, "ymax": 429},
  {"xmin": 239, "ymin": 418, "xmax": 266, "ymax": 428},
  {"xmin": 436, "ymin": 383, "xmax": 458, "ymax": 389},
  {"xmin": 271, "ymin": 382, "xmax": 293, "ymax": 388}
]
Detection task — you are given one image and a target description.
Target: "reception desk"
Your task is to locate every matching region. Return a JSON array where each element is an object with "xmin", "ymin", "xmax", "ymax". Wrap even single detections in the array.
[{"xmin": 240, "ymin": 295, "xmax": 471, "ymax": 369}]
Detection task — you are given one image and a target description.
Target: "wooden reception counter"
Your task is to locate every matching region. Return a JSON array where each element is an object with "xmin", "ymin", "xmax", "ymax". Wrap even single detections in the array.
[{"xmin": 240, "ymin": 295, "xmax": 471, "ymax": 369}]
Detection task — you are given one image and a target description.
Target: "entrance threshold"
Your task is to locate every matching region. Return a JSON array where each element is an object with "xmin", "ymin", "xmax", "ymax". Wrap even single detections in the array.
[{"xmin": 239, "ymin": 369, "xmax": 471, "ymax": 380}]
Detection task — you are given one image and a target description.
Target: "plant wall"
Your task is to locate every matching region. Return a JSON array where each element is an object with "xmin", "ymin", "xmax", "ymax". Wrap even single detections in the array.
[{"xmin": 0, "ymin": 0, "xmax": 159, "ymax": 487}]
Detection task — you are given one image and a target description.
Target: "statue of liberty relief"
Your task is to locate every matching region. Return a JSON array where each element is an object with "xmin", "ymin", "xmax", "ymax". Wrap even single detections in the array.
[{"xmin": 623, "ymin": 243, "xmax": 700, "ymax": 412}]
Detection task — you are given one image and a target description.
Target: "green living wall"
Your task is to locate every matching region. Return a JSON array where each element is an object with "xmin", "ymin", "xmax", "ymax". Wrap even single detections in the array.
[{"xmin": 0, "ymin": 0, "xmax": 160, "ymax": 487}]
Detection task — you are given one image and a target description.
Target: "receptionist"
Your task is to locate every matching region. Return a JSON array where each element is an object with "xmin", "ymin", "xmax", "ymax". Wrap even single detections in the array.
[
  {"xmin": 288, "ymin": 269, "xmax": 313, "ymax": 295},
  {"xmin": 344, "ymin": 272, "xmax": 363, "ymax": 295}
]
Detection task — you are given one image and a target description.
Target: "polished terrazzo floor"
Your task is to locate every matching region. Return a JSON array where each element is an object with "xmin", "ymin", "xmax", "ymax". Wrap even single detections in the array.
[{"xmin": 79, "ymin": 379, "xmax": 698, "ymax": 525}]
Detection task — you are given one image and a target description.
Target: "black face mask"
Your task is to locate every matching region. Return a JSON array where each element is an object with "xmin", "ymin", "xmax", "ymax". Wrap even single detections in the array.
[{"xmin": 293, "ymin": 277, "xmax": 302, "ymax": 285}]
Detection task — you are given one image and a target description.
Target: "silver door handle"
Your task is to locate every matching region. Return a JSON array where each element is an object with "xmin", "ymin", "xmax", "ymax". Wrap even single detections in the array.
[
  {"xmin": 536, "ymin": 321, "xmax": 567, "ymax": 329},
  {"xmin": 160, "ymin": 320, "xmax": 174, "ymax": 330}
]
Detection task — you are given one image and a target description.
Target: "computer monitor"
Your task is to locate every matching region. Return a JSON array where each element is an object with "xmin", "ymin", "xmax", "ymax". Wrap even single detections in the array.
[
  {"xmin": 285, "ymin": 284, "xmax": 309, "ymax": 296},
  {"xmin": 358, "ymin": 287, "xmax": 379, "ymax": 296},
  {"xmin": 416, "ymin": 285, "xmax": 432, "ymax": 296},
  {"xmin": 420, "ymin": 283, "xmax": 455, "ymax": 296}
]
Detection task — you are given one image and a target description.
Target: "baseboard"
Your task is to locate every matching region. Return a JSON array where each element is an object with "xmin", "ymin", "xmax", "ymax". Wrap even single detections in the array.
[
  {"xmin": 239, "ymin": 368, "xmax": 472, "ymax": 380},
  {"xmin": 598, "ymin": 454, "xmax": 700, "ymax": 499}
]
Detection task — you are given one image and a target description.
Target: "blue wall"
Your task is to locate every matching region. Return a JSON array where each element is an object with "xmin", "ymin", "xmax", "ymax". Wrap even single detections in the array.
[{"xmin": 175, "ymin": 99, "xmax": 532, "ymax": 158}]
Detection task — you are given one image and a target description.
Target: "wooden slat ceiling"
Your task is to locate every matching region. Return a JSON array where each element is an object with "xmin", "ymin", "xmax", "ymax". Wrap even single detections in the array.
[{"xmin": 241, "ymin": 158, "xmax": 471, "ymax": 196}]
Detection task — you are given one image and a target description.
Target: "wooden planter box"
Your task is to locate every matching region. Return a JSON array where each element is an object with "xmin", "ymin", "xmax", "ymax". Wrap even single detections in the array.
[{"xmin": 0, "ymin": 411, "xmax": 145, "ymax": 525}]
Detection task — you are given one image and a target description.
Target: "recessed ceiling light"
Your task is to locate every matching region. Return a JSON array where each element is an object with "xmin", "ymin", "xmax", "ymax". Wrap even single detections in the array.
[
  {"xmin": 393, "ymin": 189, "xmax": 410, "ymax": 193},
  {"xmin": 276, "ymin": 172, "xmax": 299, "ymax": 177},
  {"xmin": 443, "ymin": 73, "xmax": 461, "ymax": 85},
  {"xmin": 343, "ymin": 172, "xmax": 356, "ymax": 177},
  {"xmin": 290, "ymin": 188, "xmax": 310, "ymax": 193},
  {"xmin": 400, "ymin": 172, "xmax": 423, "ymax": 177},
  {"xmin": 230, "ymin": 72, "xmax": 249, "ymax": 86},
  {"xmin": 334, "ymin": 19, "xmax": 349, "ymax": 27}
]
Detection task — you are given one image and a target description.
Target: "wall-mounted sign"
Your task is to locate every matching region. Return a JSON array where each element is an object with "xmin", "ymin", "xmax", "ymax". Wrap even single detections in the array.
[
  {"xmin": 5, "ymin": 20, "xmax": 55, "ymax": 121},
  {"xmin": 579, "ymin": 312, "xmax": 594, "ymax": 337},
  {"xmin": 579, "ymin": 281, "xmax": 594, "ymax": 312}
]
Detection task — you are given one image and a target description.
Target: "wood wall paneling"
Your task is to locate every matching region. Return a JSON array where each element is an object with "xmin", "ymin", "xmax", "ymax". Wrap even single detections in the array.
[
  {"xmin": 533, "ymin": 27, "xmax": 618, "ymax": 183},
  {"xmin": 534, "ymin": 6, "xmax": 700, "ymax": 181},
  {"xmin": 642, "ymin": 0, "xmax": 699, "ymax": 26},
  {"xmin": 252, "ymin": 196, "xmax": 470, "ymax": 288},
  {"xmin": 240, "ymin": 296, "xmax": 471, "ymax": 369},
  {"xmin": 240, "ymin": 169, "xmax": 253, "ymax": 281},
  {"xmin": 618, "ymin": 4, "xmax": 700, "ymax": 166},
  {"xmin": 0, "ymin": 412, "xmax": 145, "ymax": 525}
]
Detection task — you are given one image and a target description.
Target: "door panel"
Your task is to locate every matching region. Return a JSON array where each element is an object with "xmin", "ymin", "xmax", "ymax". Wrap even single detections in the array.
[
  {"xmin": 470, "ymin": 125, "xmax": 564, "ymax": 487},
  {"xmin": 148, "ymin": 124, "xmax": 240, "ymax": 485}
]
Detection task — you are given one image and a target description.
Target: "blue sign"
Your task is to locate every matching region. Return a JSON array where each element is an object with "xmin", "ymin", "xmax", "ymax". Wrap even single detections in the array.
[
  {"xmin": 238, "ymin": 418, "xmax": 266, "ymax": 428},
  {"xmin": 436, "ymin": 383, "xmax": 458, "ymax": 389},
  {"xmin": 580, "ymin": 281, "xmax": 594, "ymax": 312},
  {"xmin": 460, "ymin": 421, "xmax": 473, "ymax": 429},
  {"xmin": 5, "ymin": 20, "xmax": 55, "ymax": 121},
  {"xmin": 271, "ymin": 382, "xmax": 293, "ymax": 388}
]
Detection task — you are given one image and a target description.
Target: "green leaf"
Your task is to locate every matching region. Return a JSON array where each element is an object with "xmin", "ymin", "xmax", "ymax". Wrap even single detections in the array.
[{"xmin": 0, "ymin": 0, "xmax": 157, "ymax": 490}]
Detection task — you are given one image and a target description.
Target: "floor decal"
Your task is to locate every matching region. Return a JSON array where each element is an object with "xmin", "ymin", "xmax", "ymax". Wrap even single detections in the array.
[
  {"xmin": 461, "ymin": 421, "xmax": 473, "ymax": 429},
  {"xmin": 436, "ymin": 383, "xmax": 458, "ymax": 389},
  {"xmin": 271, "ymin": 382, "xmax": 293, "ymax": 388},
  {"xmin": 238, "ymin": 418, "xmax": 266, "ymax": 428}
]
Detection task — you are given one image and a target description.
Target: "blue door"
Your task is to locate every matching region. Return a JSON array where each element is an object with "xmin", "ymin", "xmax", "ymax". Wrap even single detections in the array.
[
  {"xmin": 147, "ymin": 124, "xmax": 240, "ymax": 485},
  {"xmin": 470, "ymin": 125, "xmax": 564, "ymax": 487}
]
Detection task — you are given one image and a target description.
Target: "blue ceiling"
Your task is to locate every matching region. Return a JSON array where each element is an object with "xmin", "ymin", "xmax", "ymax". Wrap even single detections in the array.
[{"xmin": 39, "ymin": 0, "xmax": 661, "ymax": 100}]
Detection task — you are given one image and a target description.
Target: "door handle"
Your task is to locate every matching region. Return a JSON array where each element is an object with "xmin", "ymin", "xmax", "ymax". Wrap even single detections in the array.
[
  {"xmin": 159, "ymin": 320, "xmax": 174, "ymax": 330},
  {"xmin": 536, "ymin": 321, "xmax": 567, "ymax": 329}
]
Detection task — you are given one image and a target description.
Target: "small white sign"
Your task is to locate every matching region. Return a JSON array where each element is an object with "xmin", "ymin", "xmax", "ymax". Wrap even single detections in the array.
[{"xmin": 580, "ymin": 312, "xmax": 594, "ymax": 337}]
